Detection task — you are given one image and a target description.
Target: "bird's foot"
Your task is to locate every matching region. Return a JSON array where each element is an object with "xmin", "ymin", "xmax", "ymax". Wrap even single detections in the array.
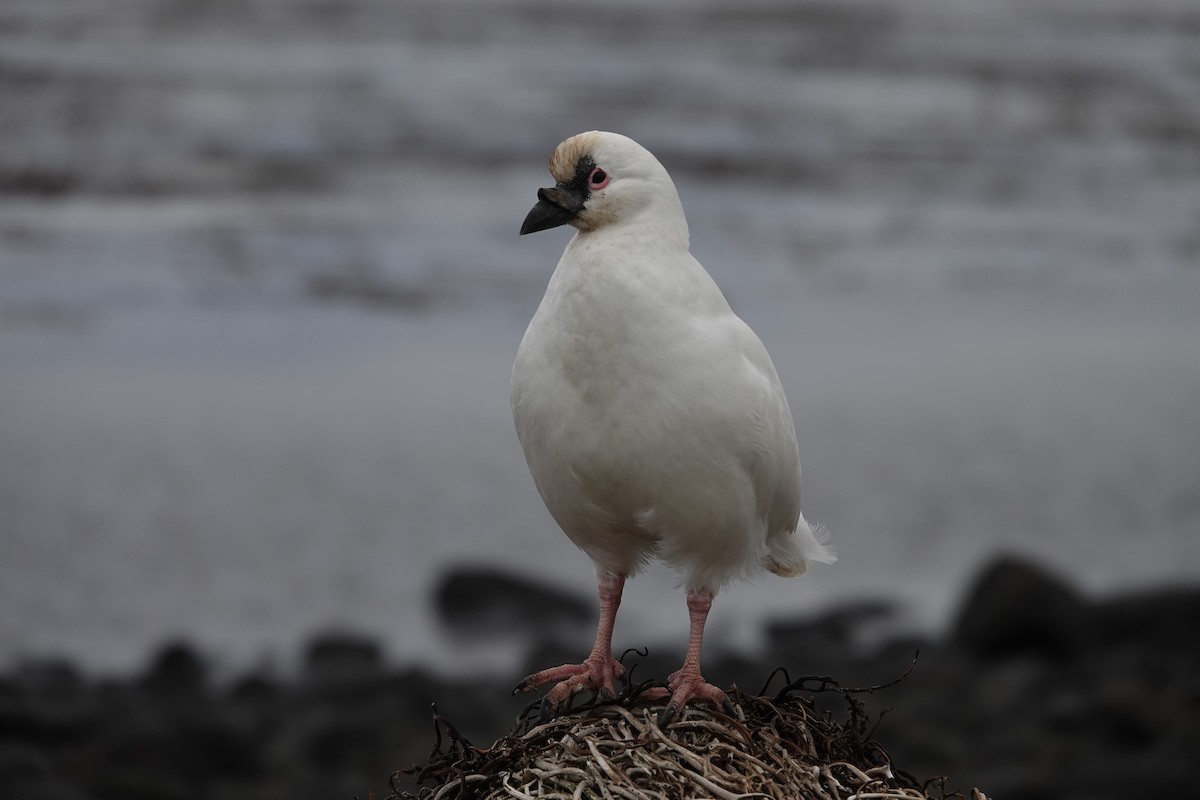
[
  {"xmin": 512, "ymin": 653, "xmax": 625, "ymax": 720},
  {"xmin": 646, "ymin": 666, "xmax": 735, "ymax": 726}
]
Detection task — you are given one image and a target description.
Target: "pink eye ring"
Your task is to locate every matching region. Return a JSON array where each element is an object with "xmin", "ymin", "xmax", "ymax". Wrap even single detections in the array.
[{"xmin": 588, "ymin": 167, "xmax": 610, "ymax": 190}]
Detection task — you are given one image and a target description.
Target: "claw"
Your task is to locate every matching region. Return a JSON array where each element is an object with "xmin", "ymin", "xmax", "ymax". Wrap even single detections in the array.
[
  {"xmin": 657, "ymin": 702, "xmax": 678, "ymax": 727},
  {"xmin": 538, "ymin": 696, "xmax": 556, "ymax": 723}
]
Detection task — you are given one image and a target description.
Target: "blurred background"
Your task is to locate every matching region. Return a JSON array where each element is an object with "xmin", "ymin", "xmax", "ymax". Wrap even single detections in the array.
[{"xmin": 1, "ymin": 0, "xmax": 1198, "ymax": 798}]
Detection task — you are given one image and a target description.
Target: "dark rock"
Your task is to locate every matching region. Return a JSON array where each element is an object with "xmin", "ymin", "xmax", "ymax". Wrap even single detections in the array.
[
  {"xmin": 296, "ymin": 705, "xmax": 385, "ymax": 769},
  {"xmin": 1090, "ymin": 586, "xmax": 1200, "ymax": 650},
  {"xmin": 434, "ymin": 566, "xmax": 594, "ymax": 635},
  {"xmin": 90, "ymin": 769, "xmax": 192, "ymax": 800},
  {"xmin": 140, "ymin": 641, "xmax": 208, "ymax": 699},
  {"xmin": 951, "ymin": 555, "xmax": 1089, "ymax": 659},
  {"xmin": 0, "ymin": 745, "xmax": 89, "ymax": 800},
  {"xmin": 228, "ymin": 671, "xmax": 282, "ymax": 706},
  {"xmin": 390, "ymin": 668, "xmax": 525, "ymax": 747},
  {"xmin": 8, "ymin": 659, "xmax": 84, "ymax": 693},
  {"xmin": 304, "ymin": 631, "xmax": 384, "ymax": 690},
  {"xmin": 91, "ymin": 700, "xmax": 261, "ymax": 789},
  {"xmin": 0, "ymin": 659, "xmax": 102, "ymax": 744},
  {"xmin": 765, "ymin": 599, "xmax": 896, "ymax": 658},
  {"xmin": 0, "ymin": 742, "xmax": 52, "ymax": 785}
]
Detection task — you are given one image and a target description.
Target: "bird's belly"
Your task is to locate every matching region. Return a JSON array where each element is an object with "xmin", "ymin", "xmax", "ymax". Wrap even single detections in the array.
[
  {"xmin": 515, "ymin": 370, "xmax": 664, "ymax": 521},
  {"xmin": 513, "ymin": 356, "xmax": 767, "ymax": 580}
]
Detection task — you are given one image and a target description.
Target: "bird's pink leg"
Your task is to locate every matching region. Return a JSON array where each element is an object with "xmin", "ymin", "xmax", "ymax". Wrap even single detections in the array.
[
  {"xmin": 513, "ymin": 574, "xmax": 626, "ymax": 716},
  {"xmin": 656, "ymin": 588, "xmax": 735, "ymax": 726}
]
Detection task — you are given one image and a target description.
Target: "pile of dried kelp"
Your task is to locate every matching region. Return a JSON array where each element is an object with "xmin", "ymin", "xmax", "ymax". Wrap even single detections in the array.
[{"xmin": 390, "ymin": 670, "xmax": 987, "ymax": 800}]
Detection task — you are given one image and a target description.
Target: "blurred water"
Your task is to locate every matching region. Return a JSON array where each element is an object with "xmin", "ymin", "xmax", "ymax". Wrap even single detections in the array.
[{"xmin": 1, "ymin": 0, "xmax": 1198, "ymax": 675}]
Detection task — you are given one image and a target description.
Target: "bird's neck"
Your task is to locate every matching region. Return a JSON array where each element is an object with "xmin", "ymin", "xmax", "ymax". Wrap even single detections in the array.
[{"xmin": 576, "ymin": 200, "xmax": 690, "ymax": 253}]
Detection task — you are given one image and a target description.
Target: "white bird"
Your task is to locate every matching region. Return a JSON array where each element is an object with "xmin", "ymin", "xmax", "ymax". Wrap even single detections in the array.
[{"xmin": 511, "ymin": 131, "xmax": 835, "ymax": 724}]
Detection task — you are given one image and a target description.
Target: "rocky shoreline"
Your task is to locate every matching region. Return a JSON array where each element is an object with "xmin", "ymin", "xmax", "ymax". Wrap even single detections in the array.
[{"xmin": 2, "ymin": 555, "xmax": 1196, "ymax": 800}]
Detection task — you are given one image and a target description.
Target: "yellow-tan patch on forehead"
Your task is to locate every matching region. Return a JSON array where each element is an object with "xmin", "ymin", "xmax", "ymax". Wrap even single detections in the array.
[{"xmin": 548, "ymin": 132, "xmax": 603, "ymax": 183}]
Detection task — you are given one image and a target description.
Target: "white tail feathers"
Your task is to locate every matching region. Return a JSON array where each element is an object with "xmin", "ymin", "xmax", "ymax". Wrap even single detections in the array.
[
  {"xmin": 810, "ymin": 521, "xmax": 837, "ymax": 562},
  {"xmin": 766, "ymin": 516, "xmax": 837, "ymax": 578}
]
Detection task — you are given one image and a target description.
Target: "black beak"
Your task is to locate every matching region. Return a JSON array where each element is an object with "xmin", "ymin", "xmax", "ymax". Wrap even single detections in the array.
[{"xmin": 519, "ymin": 185, "xmax": 586, "ymax": 235}]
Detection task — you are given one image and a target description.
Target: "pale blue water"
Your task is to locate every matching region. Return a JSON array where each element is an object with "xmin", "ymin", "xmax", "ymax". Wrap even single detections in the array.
[{"xmin": 2, "ymin": 0, "xmax": 1198, "ymax": 675}]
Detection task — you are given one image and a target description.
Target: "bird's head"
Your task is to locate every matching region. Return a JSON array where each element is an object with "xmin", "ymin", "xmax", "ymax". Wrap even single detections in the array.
[{"xmin": 519, "ymin": 131, "xmax": 686, "ymax": 240}]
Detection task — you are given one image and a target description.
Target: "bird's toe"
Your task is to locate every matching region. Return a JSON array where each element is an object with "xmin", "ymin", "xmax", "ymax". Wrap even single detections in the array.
[
  {"xmin": 654, "ymin": 671, "xmax": 735, "ymax": 726},
  {"xmin": 517, "ymin": 653, "xmax": 624, "ymax": 717}
]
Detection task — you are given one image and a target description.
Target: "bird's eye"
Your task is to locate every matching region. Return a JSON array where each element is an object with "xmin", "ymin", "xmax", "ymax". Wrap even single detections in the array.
[{"xmin": 588, "ymin": 168, "xmax": 610, "ymax": 189}]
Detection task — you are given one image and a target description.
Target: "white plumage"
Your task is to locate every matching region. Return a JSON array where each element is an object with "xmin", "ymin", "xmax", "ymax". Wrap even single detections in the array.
[{"xmin": 511, "ymin": 131, "xmax": 834, "ymax": 723}]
